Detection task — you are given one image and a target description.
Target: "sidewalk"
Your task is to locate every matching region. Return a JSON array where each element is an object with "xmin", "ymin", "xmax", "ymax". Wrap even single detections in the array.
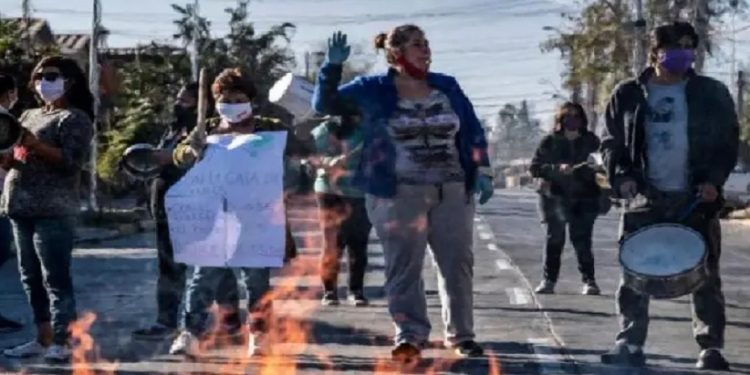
[{"xmin": 0, "ymin": 194, "xmax": 562, "ymax": 374}]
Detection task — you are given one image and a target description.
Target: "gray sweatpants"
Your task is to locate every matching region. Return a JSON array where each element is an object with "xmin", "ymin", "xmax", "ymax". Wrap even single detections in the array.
[{"xmin": 366, "ymin": 183, "xmax": 475, "ymax": 347}]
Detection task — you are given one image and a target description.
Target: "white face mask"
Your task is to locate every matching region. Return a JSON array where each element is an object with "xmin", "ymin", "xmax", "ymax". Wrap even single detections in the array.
[
  {"xmin": 216, "ymin": 102, "xmax": 253, "ymax": 124},
  {"xmin": 36, "ymin": 79, "xmax": 66, "ymax": 103}
]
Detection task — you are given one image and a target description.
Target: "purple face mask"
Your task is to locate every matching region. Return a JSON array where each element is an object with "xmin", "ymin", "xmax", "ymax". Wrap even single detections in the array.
[{"xmin": 659, "ymin": 49, "xmax": 695, "ymax": 75}]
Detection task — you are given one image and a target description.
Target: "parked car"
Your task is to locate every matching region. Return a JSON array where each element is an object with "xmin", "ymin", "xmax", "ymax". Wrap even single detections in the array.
[{"xmin": 723, "ymin": 165, "xmax": 750, "ymax": 214}]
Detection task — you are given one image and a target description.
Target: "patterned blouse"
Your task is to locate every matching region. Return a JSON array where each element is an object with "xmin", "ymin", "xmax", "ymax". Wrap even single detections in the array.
[
  {"xmin": 388, "ymin": 89, "xmax": 465, "ymax": 185},
  {"xmin": 1, "ymin": 108, "xmax": 93, "ymax": 217}
]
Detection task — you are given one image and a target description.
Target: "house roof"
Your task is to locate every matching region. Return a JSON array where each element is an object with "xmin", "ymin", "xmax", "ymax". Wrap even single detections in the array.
[
  {"xmin": 4, "ymin": 17, "xmax": 55, "ymax": 45},
  {"xmin": 55, "ymin": 33, "xmax": 91, "ymax": 53}
]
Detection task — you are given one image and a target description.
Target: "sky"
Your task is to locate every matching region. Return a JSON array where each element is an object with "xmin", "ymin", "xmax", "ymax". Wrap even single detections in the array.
[{"xmin": 1, "ymin": 0, "xmax": 748, "ymax": 126}]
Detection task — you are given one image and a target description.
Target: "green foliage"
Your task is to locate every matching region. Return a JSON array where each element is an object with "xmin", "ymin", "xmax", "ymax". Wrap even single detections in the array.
[
  {"xmin": 489, "ymin": 101, "xmax": 543, "ymax": 164},
  {"xmin": 96, "ymin": 0, "xmax": 297, "ymax": 193}
]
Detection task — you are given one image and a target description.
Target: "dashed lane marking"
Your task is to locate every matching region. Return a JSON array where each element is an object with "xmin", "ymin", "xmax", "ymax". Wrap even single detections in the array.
[
  {"xmin": 495, "ymin": 259, "xmax": 512, "ymax": 270},
  {"xmin": 506, "ymin": 287, "xmax": 532, "ymax": 305},
  {"xmin": 478, "ymin": 231, "xmax": 493, "ymax": 241}
]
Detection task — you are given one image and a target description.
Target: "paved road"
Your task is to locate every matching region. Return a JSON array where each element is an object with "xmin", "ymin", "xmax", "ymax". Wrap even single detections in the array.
[
  {"xmin": 0, "ymin": 194, "xmax": 561, "ymax": 374},
  {"xmin": 1, "ymin": 190, "xmax": 747, "ymax": 374},
  {"xmin": 480, "ymin": 189, "xmax": 750, "ymax": 375}
]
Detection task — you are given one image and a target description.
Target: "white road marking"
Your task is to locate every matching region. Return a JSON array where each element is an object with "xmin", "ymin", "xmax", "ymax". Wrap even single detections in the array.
[
  {"xmin": 487, "ymin": 243, "xmax": 499, "ymax": 252},
  {"xmin": 479, "ymin": 231, "xmax": 493, "ymax": 241},
  {"xmin": 495, "ymin": 259, "xmax": 512, "ymax": 270},
  {"xmin": 506, "ymin": 287, "xmax": 532, "ymax": 305},
  {"xmin": 527, "ymin": 338, "xmax": 566, "ymax": 374}
]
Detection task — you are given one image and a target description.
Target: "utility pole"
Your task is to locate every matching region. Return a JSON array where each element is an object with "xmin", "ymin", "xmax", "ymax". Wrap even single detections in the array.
[
  {"xmin": 737, "ymin": 70, "xmax": 749, "ymax": 166},
  {"xmin": 190, "ymin": 0, "xmax": 200, "ymax": 82},
  {"xmin": 691, "ymin": 0, "xmax": 709, "ymax": 73},
  {"xmin": 633, "ymin": 0, "xmax": 648, "ymax": 74},
  {"xmin": 88, "ymin": 0, "xmax": 101, "ymax": 211},
  {"xmin": 738, "ymin": 71, "xmax": 745, "ymax": 122},
  {"xmin": 21, "ymin": 0, "xmax": 32, "ymax": 56}
]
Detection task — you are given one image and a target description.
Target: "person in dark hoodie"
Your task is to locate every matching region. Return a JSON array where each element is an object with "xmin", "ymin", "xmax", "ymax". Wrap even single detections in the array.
[
  {"xmin": 599, "ymin": 22, "xmax": 738, "ymax": 371},
  {"xmin": 530, "ymin": 102, "xmax": 601, "ymax": 296},
  {"xmin": 131, "ymin": 83, "xmax": 240, "ymax": 341}
]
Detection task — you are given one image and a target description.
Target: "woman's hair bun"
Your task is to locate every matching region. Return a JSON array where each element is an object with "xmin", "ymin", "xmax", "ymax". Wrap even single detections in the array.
[{"xmin": 373, "ymin": 32, "xmax": 388, "ymax": 50}]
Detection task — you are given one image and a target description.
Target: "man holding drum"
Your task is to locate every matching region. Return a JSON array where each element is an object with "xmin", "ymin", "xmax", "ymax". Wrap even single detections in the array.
[{"xmin": 600, "ymin": 22, "xmax": 738, "ymax": 370}]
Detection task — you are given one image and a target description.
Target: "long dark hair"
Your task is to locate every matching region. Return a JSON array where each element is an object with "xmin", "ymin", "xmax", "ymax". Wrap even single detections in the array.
[
  {"xmin": 552, "ymin": 101, "xmax": 588, "ymax": 133},
  {"xmin": 29, "ymin": 56, "xmax": 94, "ymax": 120}
]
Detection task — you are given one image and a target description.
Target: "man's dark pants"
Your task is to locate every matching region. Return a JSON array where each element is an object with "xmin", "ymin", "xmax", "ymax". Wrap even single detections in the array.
[{"xmin": 615, "ymin": 192, "xmax": 725, "ymax": 349}]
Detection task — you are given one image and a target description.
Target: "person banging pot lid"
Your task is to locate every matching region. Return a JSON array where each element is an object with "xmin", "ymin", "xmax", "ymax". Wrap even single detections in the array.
[{"xmin": 0, "ymin": 56, "xmax": 94, "ymax": 363}]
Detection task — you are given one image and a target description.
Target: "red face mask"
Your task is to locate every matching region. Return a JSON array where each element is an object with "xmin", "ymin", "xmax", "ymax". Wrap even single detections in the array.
[{"xmin": 395, "ymin": 55, "xmax": 428, "ymax": 80}]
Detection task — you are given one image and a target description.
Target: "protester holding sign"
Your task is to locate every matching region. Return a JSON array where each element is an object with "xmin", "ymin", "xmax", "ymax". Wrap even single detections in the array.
[
  {"xmin": 168, "ymin": 68, "xmax": 297, "ymax": 358},
  {"xmin": 0, "ymin": 56, "xmax": 94, "ymax": 362},
  {"xmin": 310, "ymin": 114, "xmax": 371, "ymax": 307},
  {"xmin": 313, "ymin": 26, "xmax": 494, "ymax": 362},
  {"xmin": 131, "ymin": 83, "xmax": 241, "ymax": 341},
  {"xmin": 0, "ymin": 73, "xmax": 23, "ymax": 334}
]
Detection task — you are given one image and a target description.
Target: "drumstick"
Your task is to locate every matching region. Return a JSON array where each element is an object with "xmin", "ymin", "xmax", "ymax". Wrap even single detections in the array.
[{"xmin": 195, "ymin": 68, "xmax": 209, "ymax": 135}]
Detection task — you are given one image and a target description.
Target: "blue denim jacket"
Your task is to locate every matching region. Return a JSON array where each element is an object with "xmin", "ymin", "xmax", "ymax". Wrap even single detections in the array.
[{"xmin": 312, "ymin": 62, "xmax": 492, "ymax": 198}]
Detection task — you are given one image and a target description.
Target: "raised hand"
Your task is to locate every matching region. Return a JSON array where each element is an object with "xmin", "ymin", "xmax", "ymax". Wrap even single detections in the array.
[{"xmin": 327, "ymin": 31, "xmax": 351, "ymax": 65}]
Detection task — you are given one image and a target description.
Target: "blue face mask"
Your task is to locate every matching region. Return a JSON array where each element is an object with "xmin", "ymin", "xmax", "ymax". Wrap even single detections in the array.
[{"xmin": 660, "ymin": 49, "xmax": 695, "ymax": 75}]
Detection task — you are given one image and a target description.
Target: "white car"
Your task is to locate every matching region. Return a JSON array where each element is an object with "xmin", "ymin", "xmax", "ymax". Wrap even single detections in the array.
[{"xmin": 723, "ymin": 165, "xmax": 750, "ymax": 212}]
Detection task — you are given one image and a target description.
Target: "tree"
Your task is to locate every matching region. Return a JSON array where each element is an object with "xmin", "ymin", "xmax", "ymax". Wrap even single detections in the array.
[
  {"xmin": 96, "ymin": 0, "xmax": 298, "ymax": 193},
  {"xmin": 0, "ymin": 19, "xmax": 59, "ymax": 115},
  {"xmin": 488, "ymin": 101, "xmax": 543, "ymax": 165}
]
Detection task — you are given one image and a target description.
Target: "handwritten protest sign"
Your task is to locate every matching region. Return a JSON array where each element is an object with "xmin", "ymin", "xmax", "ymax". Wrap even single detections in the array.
[{"xmin": 165, "ymin": 132, "xmax": 288, "ymax": 267}]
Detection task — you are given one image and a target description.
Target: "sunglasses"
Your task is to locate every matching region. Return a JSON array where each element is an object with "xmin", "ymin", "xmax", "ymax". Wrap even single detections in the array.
[{"xmin": 32, "ymin": 72, "xmax": 63, "ymax": 81}]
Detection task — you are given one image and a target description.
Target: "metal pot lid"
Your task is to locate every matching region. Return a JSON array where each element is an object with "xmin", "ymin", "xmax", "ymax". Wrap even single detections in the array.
[{"xmin": 0, "ymin": 112, "xmax": 23, "ymax": 153}]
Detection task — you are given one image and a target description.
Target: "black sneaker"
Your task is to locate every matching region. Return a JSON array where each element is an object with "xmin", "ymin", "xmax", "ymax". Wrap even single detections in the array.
[
  {"xmin": 348, "ymin": 291, "xmax": 369, "ymax": 307},
  {"xmin": 391, "ymin": 342, "xmax": 421, "ymax": 363},
  {"xmin": 0, "ymin": 314, "xmax": 23, "ymax": 333},
  {"xmin": 321, "ymin": 291, "xmax": 339, "ymax": 306},
  {"xmin": 454, "ymin": 340, "xmax": 484, "ymax": 358},
  {"xmin": 131, "ymin": 323, "xmax": 178, "ymax": 341},
  {"xmin": 696, "ymin": 349, "xmax": 730, "ymax": 371},
  {"xmin": 582, "ymin": 281, "xmax": 601, "ymax": 296},
  {"xmin": 601, "ymin": 342, "xmax": 646, "ymax": 367}
]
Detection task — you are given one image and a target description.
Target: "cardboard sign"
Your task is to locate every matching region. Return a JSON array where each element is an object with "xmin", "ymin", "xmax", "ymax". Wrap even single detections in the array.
[{"xmin": 165, "ymin": 132, "xmax": 287, "ymax": 267}]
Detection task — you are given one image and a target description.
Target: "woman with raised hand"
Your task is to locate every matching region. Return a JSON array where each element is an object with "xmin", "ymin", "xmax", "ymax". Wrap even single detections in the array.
[
  {"xmin": 1, "ymin": 56, "xmax": 94, "ymax": 362},
  {"xmin": 312, "ymin": 26, "xmax": 494, "ymax": 363}
]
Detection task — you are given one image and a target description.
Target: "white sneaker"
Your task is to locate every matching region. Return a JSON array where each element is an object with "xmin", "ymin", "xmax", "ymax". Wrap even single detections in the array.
[
  {"xmin": 43, "ymin": 344, "xmax": 71, "ymax": 363},
  {"xmin": 169, "ymin": 331, "xmax": 200, "ymax": 357},
  {"xmin": 247, "ymin": 333, "xmax": 267, "ymax": 357},
  {"xmin": 3, "ymin": 340, "xmax": 47, "ymax": 358}
]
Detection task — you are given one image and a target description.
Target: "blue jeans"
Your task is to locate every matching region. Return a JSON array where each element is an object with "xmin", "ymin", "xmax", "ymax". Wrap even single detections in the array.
[
  {"xmin": 183, "ymin": 267, "xmax": 271, "ymax": 337},
  {"xmin": 10, "ymin": 216, "xmax": 77, "ymax": 345}
]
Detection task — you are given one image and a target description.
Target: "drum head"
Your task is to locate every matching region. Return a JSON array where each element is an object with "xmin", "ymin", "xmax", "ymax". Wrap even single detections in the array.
[
  {"xmin": 0, "ymin": 112, "xmax": 22, "ymax": 152},
  {"xmin": 122, "ymin": 143, "xmax": 161, "ymax": 179},
  {"xmin": 620, "ymin": 224, "xmax": 706, "ymax": 277}
]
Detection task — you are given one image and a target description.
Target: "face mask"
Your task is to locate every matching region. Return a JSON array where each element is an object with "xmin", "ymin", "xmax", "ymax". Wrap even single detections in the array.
[
  {"xmin": 395, "ymin": 55, "xmax": 428, "ymax": 80},
  {"xmin": 36, "ymin": 79, "xmax": 66, "ymax": 103},
  {"xmin": 216, "ymin": 102, "xmax": 253, "ymax": 124},
  {"xmin": 562, "ymin": 116, "xmax": 582, "ymax": 131},
  {"xmin": 659, "ymin": 49, "xmax": 695, "ymax": 75}
]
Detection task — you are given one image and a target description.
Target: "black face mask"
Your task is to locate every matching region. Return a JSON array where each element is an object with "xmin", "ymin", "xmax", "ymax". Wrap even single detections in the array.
[{"xmin": 173, "ymin": 104, "xmax": 197, "ymax": 131}]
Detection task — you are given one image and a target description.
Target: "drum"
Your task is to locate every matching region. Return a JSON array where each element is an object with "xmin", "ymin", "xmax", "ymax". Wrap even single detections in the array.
[
  {"xmin": 121, "ymin": 143, "xmax": 163, "ymax": 179},
  {"xmin": 619, "ymin": 223, "xmax": 707, "ymax": 299},
  {"xmin": 0, "ymin": 112, "xmax": 23, "ymax": 153}
]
